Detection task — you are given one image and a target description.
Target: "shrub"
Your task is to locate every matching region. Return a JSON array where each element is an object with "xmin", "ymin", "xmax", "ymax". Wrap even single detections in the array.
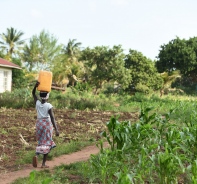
[
  {"xmin": 0, "ymin": 88, "xmax": 33, "ymax": 108},
  {"xmin": 129, "ymin": 92, "xmax": 148, "ymax": 102},
  {"xmin": 135, "ymin": 83, "xmax": 152, "ymax": 94}
]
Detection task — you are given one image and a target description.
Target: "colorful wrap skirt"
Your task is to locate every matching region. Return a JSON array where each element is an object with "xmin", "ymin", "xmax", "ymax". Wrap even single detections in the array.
[{"xmin": 36, "ymin": 118, "xmax": 56, "ymax": 155}]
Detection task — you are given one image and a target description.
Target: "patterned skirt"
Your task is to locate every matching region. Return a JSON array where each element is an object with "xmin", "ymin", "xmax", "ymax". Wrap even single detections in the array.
[{"xmin": 36, "ymin": 118, "xmax": 56, "ymax": 155}]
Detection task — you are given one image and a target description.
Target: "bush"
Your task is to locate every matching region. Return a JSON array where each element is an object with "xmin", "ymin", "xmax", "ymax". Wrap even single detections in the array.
[
  {"xmin": 0, "ymin": 87, "xmax": 131, "ymax": 111},
  {"xmin": 129, "ymin": 92, "xmax": 148, "ymax": 102},
  {"xmin": 0, "ymin": 88, "xmax": 33, "ymax": 108},
  {"xmin": 135, "ymin": 83, "xmax": 152, "ymax": 94},
  {"xmin": 74, "ymin": 82, "xmax": 92, "ymax": 92}
]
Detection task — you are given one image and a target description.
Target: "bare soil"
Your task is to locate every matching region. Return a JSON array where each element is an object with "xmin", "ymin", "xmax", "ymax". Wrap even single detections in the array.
[
  {"xmin": 0, "ymin": 108, "xmax": 139, "ymax": 183},
  {"xmin": 0, "ymin": 143, "xmax": 109, "ymax": 184}
]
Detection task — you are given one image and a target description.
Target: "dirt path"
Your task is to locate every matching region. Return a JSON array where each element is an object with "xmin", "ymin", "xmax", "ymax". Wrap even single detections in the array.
[{"xmin": 0, "ymin": 143, "xmax": 107, "ymax": 184}]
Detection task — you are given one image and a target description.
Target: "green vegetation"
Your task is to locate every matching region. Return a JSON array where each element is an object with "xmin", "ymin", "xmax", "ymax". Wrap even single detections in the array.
[
  {"xmin": 16, "ymin": 141, "xmax": 93, "ymax": 166},
  {"xmin": 4, "ymin": 90, "xmax": 197, "ymax": 183},
  {"xmin": 81, "ymin": 45, "xmax": 131, "ymax": 92},
  {"xmin": 1, "ymin": 26, "xmax": 197, "ymax": 183},
  {"xmin": 1, "ymin": 27, "xmax": 197, "ymax": 94},
  {"xmin": 23, "ymin": 30, "xmax": 62, "ymax": 71},
  {"xmin": 156, "ymin": 36, "xmax": 197, "ymax": 76},
  {"xmin": 12, "ymin": 170, "xmax": 53, "ymax": 184},
  {"xmin": 12, "ymin": 162, "xmax": 87, "ymax": 184},
  {"xmin": 125, "ymin": 49, "xmax": 163, "ymax": 92},
  {"xmin": 0, "ymin": 27, "xmax": 25, "ymax": 59},
  {"xmin": 12, "ymin": 102, "xmax": 197, "ymax": 183}
]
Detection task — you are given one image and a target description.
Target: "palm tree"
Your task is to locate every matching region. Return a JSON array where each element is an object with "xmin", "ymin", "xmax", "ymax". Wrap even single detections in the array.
[
  {"xmin": 52, "ymin": 54, "xmax": 85, "ymax": 87},
  {"xmin": 160, "ymin": 70, "xmax": 181, "ymax": 96},
  {"xmin": 64, "ymin": 39, "xmax": 82, "ymax": 59},
  {"xmin": 0, "ymin": 27, "xmax": 25, "ymax": 58}
]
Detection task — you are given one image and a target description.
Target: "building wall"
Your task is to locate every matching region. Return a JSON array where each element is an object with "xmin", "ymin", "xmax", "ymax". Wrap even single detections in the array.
[{"xmin": 0, "ymin": 67, "xmax": 12, "ymax": 93}]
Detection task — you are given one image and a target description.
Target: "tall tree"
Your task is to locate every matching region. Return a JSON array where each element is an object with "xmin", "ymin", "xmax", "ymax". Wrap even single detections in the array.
[
  {"xmin": 81, "ymin": 45, "xmax": 131, "ymax": 92},
  {"xmin": 22, "ymin": 30, "xmax": 62, "ymax": 71},
  {"xmin": 0, "ymin": 27, "xmax": 25, "ymax": 59},
  {"xmin": 125, "ymin": 50, "xmax": 163, "ymax": 92},
  {"xmin": 64, "ymin": 39, "xmax": 82, "ymax": 59},
  {"xmin": 52, "ymin": 54, "xmax": 85, "ymax": 87},
  {"xmin": 156, "ymin": 37, "xmax": 197, "ymax": 76},
  {"xmin": 52, "ymin": 39, "xmax": 84, "ymax": 87}
]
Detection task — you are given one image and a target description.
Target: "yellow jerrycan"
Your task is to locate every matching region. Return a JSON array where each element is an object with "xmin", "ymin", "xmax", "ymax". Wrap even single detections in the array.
[{"xmin": 37, "ymin": 71, "xmax": 52, "ymax": 92}]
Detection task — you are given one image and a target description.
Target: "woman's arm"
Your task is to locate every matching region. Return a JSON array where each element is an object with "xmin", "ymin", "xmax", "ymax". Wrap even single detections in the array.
[
  {"xmin": 49, "ymin": 108, "xmax": 59, "ymax": 136},
  {"xmin": 32, "ymin": 81, "xmax": 40, "ymax": 104}
]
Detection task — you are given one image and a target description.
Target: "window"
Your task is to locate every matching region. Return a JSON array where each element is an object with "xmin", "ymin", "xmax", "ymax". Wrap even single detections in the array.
[{"xmin": 4, "ymin": 71, "xmax": 8, "ymax": 91}]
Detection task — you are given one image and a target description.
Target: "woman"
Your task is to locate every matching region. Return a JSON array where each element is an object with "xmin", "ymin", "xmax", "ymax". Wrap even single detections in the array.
[{"xmin": 32, "ymin": 81, "xmax": 59, "ymax": 168}]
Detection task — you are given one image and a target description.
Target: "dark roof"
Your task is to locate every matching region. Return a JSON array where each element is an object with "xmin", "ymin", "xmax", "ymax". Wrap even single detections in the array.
[{"xmin": 0, "ymin": 58, "xmax": 21, "ymax": 69}]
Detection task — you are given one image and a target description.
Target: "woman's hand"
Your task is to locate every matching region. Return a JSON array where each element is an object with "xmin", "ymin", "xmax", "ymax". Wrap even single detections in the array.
[{"xmin": 35, "ymin": 81, "xmax": 40, "ymax": 87}]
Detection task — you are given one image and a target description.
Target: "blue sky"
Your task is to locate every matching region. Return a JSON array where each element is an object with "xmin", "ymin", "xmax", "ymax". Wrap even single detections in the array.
[{"xmin": 1, "ymin": 0, "xmax": 197, "ymax": 60}]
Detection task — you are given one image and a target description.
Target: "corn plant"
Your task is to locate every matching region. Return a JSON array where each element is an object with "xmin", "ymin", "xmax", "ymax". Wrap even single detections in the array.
[
  {"xmin": 182, "ymin": 112, "xmax": 197, "ymax": 160},
  {"xmin": 89, "ymin": 149, "xmax": 118, "ymax": 184},
  {"xmin": 115, "ymin": 166, "xmax": 134, "ymax": 184},
  {"xmin": 89, "ymin": 105, "xmax": 197, "ymax": 183},
  {"xmin": 190, "ymin": 160, "xmax": 197, "ymax": 183},
  {"xmin": 29, "ymin": 170, "xmax": 53, "ymax": 184},
  {"xmin": 101, "ymin": 116, "xmax": 132, "ymax": 152},
  {"xmin": 156, "ymin": 143, "xmax": 185, "ymax": 184},
  {"xmin": 139, "ymin": 105, "xmax": 157, "ymax": 125}
]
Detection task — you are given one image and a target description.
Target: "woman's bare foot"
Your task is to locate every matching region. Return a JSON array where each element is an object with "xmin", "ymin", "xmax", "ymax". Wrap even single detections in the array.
[{"xmin": 41, "ymin": 165, "xmax": 49, "ymax": 168}]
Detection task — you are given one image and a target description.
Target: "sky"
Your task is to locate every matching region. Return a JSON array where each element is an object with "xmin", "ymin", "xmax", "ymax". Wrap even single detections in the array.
[{"xmin": 1, "ymin": 0, "xmax": 197, "ymax": 60}]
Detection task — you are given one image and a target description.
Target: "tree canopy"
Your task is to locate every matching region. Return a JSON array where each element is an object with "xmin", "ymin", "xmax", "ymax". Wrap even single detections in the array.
[
  {"xmin": 22, "ymin": 30, "xmax": 62, "ymax": 71},
  {"xmin": 125, "ymin": 50, "xmax": 163, "ymax": 92},
  {"xmin": 81, "ymin": 45, "xmax": 131, "ymax": 91},
  {"xmin": 64, "ymin": 39, "xmax": 82, "ymax": 59},
  {"xmin": 3, "ymin": 26, "xmax": 195, "ymax": 93},
  {"xmin": 156, "ymin": 36, "xmax": 197, "ymax": 76},
  {"xmin": 52, "ymin": 54, "xmax": 85, "ymax": 87},
  {"xmin": 0, "ymin": 27, "xmax": 25, "ymax": 60}
]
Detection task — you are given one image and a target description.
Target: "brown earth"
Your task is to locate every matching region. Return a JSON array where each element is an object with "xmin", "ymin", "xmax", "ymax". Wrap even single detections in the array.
[
  {"xmin": 0, "ymin": 143, "xmax": 109, "ymax": 184},
  {"xmin": 0, "ymin": 108, "xmax": 139, "ymax": 183}
]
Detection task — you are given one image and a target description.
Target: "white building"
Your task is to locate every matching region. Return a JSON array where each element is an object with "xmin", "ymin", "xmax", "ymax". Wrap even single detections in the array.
[{"xmin": 0, "ymin": 58, "xmax": 21, "ymax": 93}]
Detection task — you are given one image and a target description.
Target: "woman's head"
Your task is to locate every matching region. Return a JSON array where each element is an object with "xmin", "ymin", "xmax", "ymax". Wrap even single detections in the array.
[{"xmin": 39, "ymin": 91, "xmax": 50, "ymax": 100}]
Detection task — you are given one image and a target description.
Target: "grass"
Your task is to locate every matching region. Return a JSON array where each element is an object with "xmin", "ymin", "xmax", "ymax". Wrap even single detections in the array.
[
  {"xmin": 12, "ymin": 169, "xmax": 54, "ymax": 184},
  {"xmin": 12, "ymin": 162, "xmax": 88, "ymax": 184},
  {"xmin": 16, "ymin": 140, "xmax": 95, "ymax": 166},
  {"xmin": 4, "ymin": 90, "xmax": 197, "ymax": 183}
]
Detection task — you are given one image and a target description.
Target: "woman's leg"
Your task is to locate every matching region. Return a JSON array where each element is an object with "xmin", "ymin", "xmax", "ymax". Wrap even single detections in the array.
[{"xmin": 41, "ymin": 153, "xmax": 49, "ymax": 167}]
